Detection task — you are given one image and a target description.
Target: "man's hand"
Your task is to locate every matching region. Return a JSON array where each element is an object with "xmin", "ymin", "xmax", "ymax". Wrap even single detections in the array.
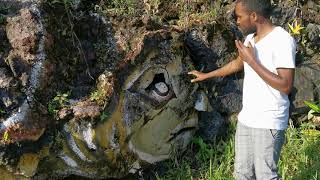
[
  {"xmin": 188, "ymin": 70, "xmax": 207, "ymax": 83},
  {"xmin": 235, "ymin": 40, "xmax": 256, "ymax": 65}
]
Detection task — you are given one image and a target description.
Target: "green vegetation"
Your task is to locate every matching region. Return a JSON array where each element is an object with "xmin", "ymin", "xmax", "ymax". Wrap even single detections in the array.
[
  {"xmin": 99, "ymin": 111, "xmax": 110, "ymax": 123},
  {"xmin": 48, "ymin": 92, "xmax": 70, "ymax": 116},
  {"xmin": 90, "ymin": 89, "xmax": 105, "ymax": 105},
  {"xmin": 94, "ymin": 0, "xmax": 140, "ymax": 17},
  {"xmin": 175, "ymin": 0, "xmax": 222, "ymax": 28},
  {"xmin": 0, "ymin": 109, "xmax": 5, "ymax": 117},
  {"xmin": 304, "ymin": 101, "xmax": 320, "ymax": 114},
  {"xmin": 0, "ymin": 15, "xmax": 5, "ymax": 24},
  {"xmin": 279, "ymin": 122, "xmax": 320, "ymax": 180},
  {"xmin": 156, "ymin": 119, "xmax": 320, "ymax": 179},
  {"xmin": 156, "ymin": 122, "xmax": 236, "ymax": 180},
  {"xmin": 47, "ymin": 0, "xmax": 75, "ymax": 9}
]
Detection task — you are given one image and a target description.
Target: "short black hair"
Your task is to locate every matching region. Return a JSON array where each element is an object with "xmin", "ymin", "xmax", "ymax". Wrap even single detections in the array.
[{"xmin": 236, "ymin": 0, "xmax": 273, "ymax": 18}]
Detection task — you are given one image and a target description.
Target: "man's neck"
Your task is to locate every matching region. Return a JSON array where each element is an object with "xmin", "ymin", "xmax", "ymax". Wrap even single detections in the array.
[{"xmin": 254, "ymin": 20, "xmax": 275, "ymax": 43}]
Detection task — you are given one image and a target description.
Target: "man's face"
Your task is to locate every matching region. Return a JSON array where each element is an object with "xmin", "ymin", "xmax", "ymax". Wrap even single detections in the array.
[{"xmin": 235, "ymin": 2, "xmax": 256, "ymax": 36}]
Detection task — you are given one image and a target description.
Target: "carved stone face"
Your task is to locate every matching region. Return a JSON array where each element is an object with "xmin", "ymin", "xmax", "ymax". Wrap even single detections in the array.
[
  {"xmin": 0, "ymin": 2, "xmax": 208, "ymax": 179},
  {"xmin": 49, "ymin": 31, "xmax": 200, "ymax": 178}
]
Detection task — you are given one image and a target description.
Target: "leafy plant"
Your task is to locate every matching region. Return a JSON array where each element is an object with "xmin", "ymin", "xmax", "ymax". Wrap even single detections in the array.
[
  {"xmin": 99, "ymin": 111, "xmax": 110, "ymax": 123},
  {"xmin": 47, "ymin": 0, "xmax": 75, "ymax": 9},
  {"xmin": 48, "ymin": 92, "xmax": 70, "ymax": 115},
  {"xmin": 0, "ymin": 15, "xmax": 5, "ymax": 24},
  {"xmin": 158, "ymin": 122, "xmax": 236, "ymax": 179},
  {"xmin": 95, "ymin": 0, "xmax": 139, "ymax": 17},
  {"xmin": 90, "ymin": 89, "xmax": 104, "ymax": 102},
  {"xmin": 0, "ymin": 109, "xmax": 5, "ymax": 116},
  {"xmin": 193, "ymin": 137, "xmax": 215, "ymax": 162},
  {"xmin": 143, "ymin": 0, "xmax": 161, "ymax": 16},
  {"xmin": 304, "ymin": 101, "xmax": 320, "ymax": 113},
  {"xmin": 279, "ymin": 121, "xmax": 320, "ymax": 179}
]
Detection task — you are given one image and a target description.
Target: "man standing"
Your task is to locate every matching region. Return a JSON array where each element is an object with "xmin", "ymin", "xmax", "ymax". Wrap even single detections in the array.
[{"xmin": 188, "ymin": 0, "xmax": 296, "ymax": 179}]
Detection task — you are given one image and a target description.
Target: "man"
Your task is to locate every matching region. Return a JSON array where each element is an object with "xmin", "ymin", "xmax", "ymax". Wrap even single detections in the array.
[{"xmin": 188, "ymin": 0, "xmax": 296, "ymax": 179}]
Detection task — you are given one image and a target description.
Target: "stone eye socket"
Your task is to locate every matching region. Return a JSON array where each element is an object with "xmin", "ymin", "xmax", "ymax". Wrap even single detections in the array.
[
  {"xmin": 145, "ymin": 73, "xmax": 173, "ymax": 103},
  {"xmin": 127, "ymin": 69, "xmax": 175, "ymax": 106},
  {"xmin": 146, "ymin": 73, "xmax": 168, "ymax": 95}
]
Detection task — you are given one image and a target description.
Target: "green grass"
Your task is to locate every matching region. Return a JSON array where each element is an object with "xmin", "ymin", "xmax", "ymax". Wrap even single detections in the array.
[
  {"xmin": 156, "ymin": 122, "xmax": 236, "ymax": 180},
  {"xmin": 156, "ymin": 120, "xmax": 320, "ymax": 180},
  {"xmin": 279, "ymin": 122, "xmax": 320, "ymax": 180}
]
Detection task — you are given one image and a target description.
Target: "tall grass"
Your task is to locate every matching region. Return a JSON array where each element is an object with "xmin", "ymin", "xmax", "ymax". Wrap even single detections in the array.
[
  {"xmin": 156, "ymin": 120, "xmax": 320, "ymax": 180},
  {"xmin": 156, "ymin": 122, "xmax": 236, "ymax": 180},
  {"xmin": 279, "ymin": 122, "xmax": 320, "ymax": 180}
]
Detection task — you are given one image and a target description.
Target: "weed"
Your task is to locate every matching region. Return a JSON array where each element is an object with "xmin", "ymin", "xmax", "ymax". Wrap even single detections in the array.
[
  {"xmin": 99, "ymin": 111, "xmax": 110, "ymax": 123},
  {"xmin": 304, "ymin": 101, "xmax": 320, "ymax": 113},
  {"xmin": 279, "ymin": 121, "xmax": 320, "ymax": 179},
  {"xmin": 143, "ymin": 0, "xmax": 161, "ymax": 17},
  {"xmin": 157, "ymin": 122, "xmax": 236, "ymax": 179},
  {"xmin": 90, "ymin": 89, "xmax": 105, "ymax": 104},
  {"xmin": 0, "ymin": 15, "xmax": 5, "ymax": 24},
  {"xmin": 47, "ymin": 0, "xmax": 75, "ymax": 9},
  {"xmin": 0, "ymin": 109, "xmax": 5, "ymax": 117},
  {"xmin": 95, "ymin": 0, "xmax": 140, "ymax": 17},
  {"xmin": 48, "ymin": 92, "xmax": 70, "ymax": 116}
]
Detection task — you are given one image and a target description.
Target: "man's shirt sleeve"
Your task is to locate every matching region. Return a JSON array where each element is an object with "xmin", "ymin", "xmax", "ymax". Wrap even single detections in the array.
[{"xmin": 272, "ymin": 36, "xmax": 296, "ymax": 69}]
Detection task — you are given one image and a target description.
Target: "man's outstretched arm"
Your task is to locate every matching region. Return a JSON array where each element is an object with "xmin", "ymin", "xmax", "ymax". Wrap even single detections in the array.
[{"xmin": 188, "ymin": 55, "xmax": 244, "ymax": 83}]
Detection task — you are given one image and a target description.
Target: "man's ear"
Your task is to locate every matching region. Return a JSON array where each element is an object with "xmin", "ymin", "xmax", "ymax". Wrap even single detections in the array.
[{"xmin": 250, "ymin": 12, "xmax": 258, "ymax": 22}]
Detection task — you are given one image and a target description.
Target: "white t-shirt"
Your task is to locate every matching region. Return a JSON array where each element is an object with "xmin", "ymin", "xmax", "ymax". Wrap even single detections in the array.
[{"xmin": 237, "ymin": 26, "xmax": 296, "ymax": 130}]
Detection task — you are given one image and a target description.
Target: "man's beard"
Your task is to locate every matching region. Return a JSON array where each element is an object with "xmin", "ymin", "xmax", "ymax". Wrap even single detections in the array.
[{"xmin": 241, "ymin": 26, "xmax": 256, "ymax": 36}]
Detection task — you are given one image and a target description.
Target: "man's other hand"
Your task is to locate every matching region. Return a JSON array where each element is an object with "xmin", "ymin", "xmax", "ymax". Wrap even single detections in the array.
[
  {"xmin": 235, "ymin": 40, "xmax": 256, "ymax": 65},
  {"xmin": 188, "ymin": 70, "xmax": 207, "ymax": 83}
]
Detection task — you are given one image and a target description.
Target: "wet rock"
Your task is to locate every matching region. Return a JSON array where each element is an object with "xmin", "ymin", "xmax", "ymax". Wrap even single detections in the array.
[
  {"xmin": 219, "ymin": 92, "xmax": 242, "ymax": 114},
  {"xmin": 0, "ymin": 54, "xmax": 6, "ymax": 67},
  {"xmin": 0, "ymin": 0, "xmax": 48, "ymax": 163},
  {"xmin": 0, "ymin": 27, "xmax": 5, "ymax": 42},
  {"xmin": 6, "ymin": 8, "xmax": 41, "ymax": 62},
  {"xmin": 19, "ymin": 72, "xmax": 29, "ymax": 87},
  {"xmin": 185, "ymin": 29, "xmax": 218, "ymax": 72},
  {"xmin": 291, "ymin": 59, "xmax": 320, "ymax": 112},
  {"xmin": 306, "ymin": 23, "xmax": 320, "ymax": 46},
  {"xmin": 17, "ymin": 153, "xmax": 40, "ymax": 177},
  {"xmin": 1, "ymin": 91, "xmax": 18, "ymax": 108},
  {"xmin": 271, "ymin": 1, "xmax": 296, "ymax": 26},
  {"xmin": 0, "ymin": 68, "xmax": 13, "ymax": 88},
  {"xmin": 69, "ymin": 100, "xmax": 102, "ymax": 119},
  {"xmin": 210, "ymin": 34, "xmax": 228, "ymax": 58},
  {"xmin": 197, "ymin": 110, "xmax": 227, "ymax": 142},
  {"xmin": 302, "ymin": 1, "xmax": 320, "ymax": 24},
  {"xmin": 194, "ymin": 90, "xmax": 213, "ymax": 112},
  {"xmin": 308, "ymin": 110, "xmax": 320, "ymax": 126},
  {"xmin": 6, "ymin": 57, "xmax": 30, "ymax": 78},
  {"xmin": 217, "ymin": 79, "xmax": 243, "ymax": 114}
]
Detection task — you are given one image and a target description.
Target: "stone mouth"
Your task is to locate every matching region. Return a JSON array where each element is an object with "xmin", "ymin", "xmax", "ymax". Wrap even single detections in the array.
[{"xmin": 128, "ymin": 109, "xmax": 198, "ymax": 164}]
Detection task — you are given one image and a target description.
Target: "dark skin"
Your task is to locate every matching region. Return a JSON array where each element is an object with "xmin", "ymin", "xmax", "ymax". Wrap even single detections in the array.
[{"xmin": 188, "ymin": 2, "xmax": 295, "ymax": 95}]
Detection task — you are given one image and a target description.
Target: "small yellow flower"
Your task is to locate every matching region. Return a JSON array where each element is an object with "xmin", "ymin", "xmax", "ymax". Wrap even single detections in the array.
[
  {"xmin": 3, "ymin": 131, "xmax": 9, "ymax": 142},
  {"xmin": 288, "ymin": 19, "xmax": 304, "ymax": 35}
]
